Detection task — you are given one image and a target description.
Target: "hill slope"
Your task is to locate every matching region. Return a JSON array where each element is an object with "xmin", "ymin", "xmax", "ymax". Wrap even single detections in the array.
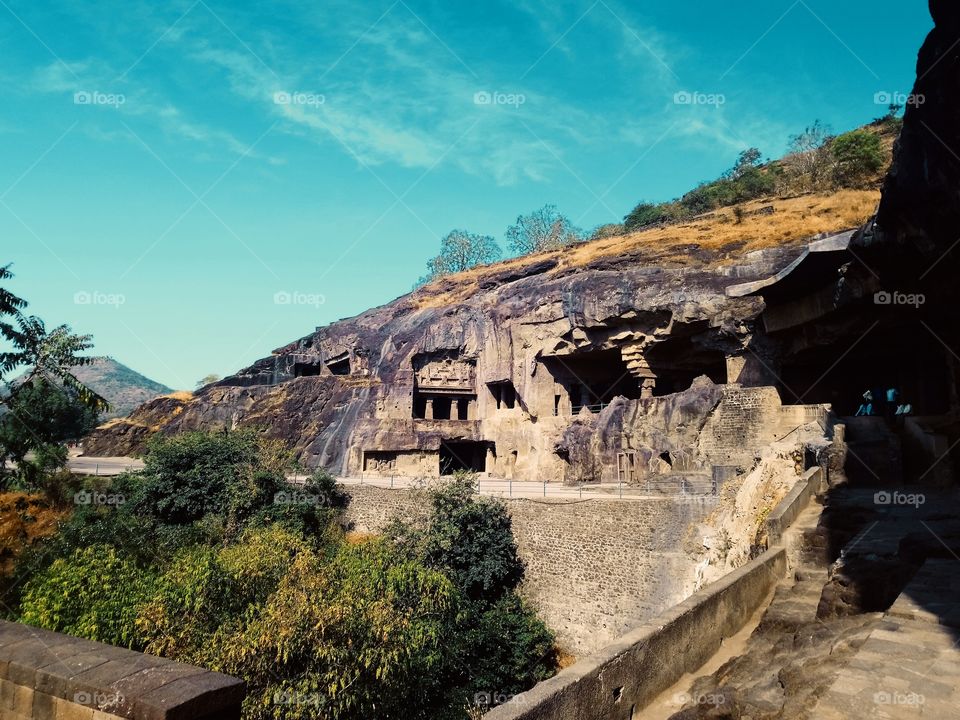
[{"xmin": 71, "ymin": 358, "xmax": 172, "ymax": 420}]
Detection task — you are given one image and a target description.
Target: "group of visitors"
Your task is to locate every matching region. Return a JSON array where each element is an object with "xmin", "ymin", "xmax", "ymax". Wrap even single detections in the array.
[{"xmin": 856, "ymin": 387, "xmax": 913, "ymax": 418}]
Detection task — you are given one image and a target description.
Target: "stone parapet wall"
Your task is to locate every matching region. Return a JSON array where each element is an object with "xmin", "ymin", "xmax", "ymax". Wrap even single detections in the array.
[
  {"xmin": 0, "ymin": 621, "xmax": 244, "ymax": 720},
  {"xmin": 485, "ymin": 547, "xmax": 787, "ymax": 720}
]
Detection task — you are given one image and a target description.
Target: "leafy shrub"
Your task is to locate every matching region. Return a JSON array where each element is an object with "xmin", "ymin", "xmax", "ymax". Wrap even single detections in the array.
[
  {"xmin": 19, "ymin": 544, "xmax": 157, "ymax": 648},
  {"xmin": 831, "ymin": 129, "xmax": 885, "ymax": 188}
]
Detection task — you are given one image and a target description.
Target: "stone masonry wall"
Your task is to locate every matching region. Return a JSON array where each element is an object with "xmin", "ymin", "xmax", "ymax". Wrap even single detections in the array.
[
  {"xmin": 342, "ymin": 486, "xmax": 716, "ymax": 655},
  {"xmin": 699, "ymin": 387, "xmax": 784, "ymax": 466}
]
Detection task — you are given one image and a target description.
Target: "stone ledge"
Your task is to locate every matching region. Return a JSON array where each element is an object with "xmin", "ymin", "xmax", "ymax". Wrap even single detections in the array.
[
  {"xmin": 0, "ymin": 621, "xmax": 244, "ymax": 720},
  {"xmin": 766, "ymin": 466, "xmax": 824, "ymax": 546}
]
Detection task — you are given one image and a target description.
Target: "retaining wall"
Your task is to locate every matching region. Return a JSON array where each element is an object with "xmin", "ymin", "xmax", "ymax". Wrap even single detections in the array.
[{"xmin": 342, "ymin": 486, "xmax": 716, "ymax": 655}]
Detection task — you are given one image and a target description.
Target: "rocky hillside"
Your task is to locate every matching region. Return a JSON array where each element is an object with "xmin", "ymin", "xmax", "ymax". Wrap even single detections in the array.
[{"xmin": 84, "ymin": 185, "xmax": 877, "ymax": 470}]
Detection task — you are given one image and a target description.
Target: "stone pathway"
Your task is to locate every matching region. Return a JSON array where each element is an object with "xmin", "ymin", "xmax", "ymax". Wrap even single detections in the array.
[{"xmin": 812, "ymin": 560, "xmax": 960, "ymax": 719}]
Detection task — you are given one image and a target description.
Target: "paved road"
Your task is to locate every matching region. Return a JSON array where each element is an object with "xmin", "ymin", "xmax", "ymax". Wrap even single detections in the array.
[{"xmin": 67, "ymin": 456, "xmax": 144, "ymax": 476}]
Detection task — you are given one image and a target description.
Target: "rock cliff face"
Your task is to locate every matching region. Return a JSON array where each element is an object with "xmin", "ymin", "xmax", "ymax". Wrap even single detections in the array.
[
  {"xmin": 86, "ymin": 238, "xmax": 826, "ymax": 483},
  {"xmin": 878, "ymin": 0, "xmax": 960, "ymax": 258},
  {"xmin": 90, "ymin": 1, "xmax": 960, "ymax": 483}
]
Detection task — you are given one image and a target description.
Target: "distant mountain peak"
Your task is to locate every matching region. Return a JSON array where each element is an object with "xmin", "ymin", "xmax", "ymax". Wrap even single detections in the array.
[{"xmin": 69, "ymin": 357, "xmax": 173, "ymax": 420}]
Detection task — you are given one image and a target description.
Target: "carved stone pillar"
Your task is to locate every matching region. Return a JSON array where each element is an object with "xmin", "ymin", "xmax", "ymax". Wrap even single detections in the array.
[
  {"xmin": 641, "ymin": 378, "xmax": 657, "ymax": 399},
  {"xmin": 424, "ymin": 397, "xmax": 434, "ymax": 420}
]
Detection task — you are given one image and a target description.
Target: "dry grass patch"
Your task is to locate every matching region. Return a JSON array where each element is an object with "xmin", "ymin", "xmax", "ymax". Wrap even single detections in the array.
[
  {"xmin": 414, "ymin": 190, "xmax": 879, "ymax": 310},
  {"xmin": 0, "ymin": 492, "xmax": 68, "ymax": 575}
]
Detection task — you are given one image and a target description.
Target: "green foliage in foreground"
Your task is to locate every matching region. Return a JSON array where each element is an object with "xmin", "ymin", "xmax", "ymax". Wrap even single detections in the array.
[{"xmin": 8, "ymin": 432, "xmax": 557, "ymax": 719}]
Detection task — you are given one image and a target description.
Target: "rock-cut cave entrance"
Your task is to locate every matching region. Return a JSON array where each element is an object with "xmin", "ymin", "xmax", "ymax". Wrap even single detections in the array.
[
  {"xmin": 439, "ymin": 441, "xmax": 491, "ymax": 475},
  {"xmin": 544, "ymin": 348, "xmax": 642, "ymax": 414},
  {"xmin": 778, "ymin": 324, "xmax": 951, "ymax": 416}
]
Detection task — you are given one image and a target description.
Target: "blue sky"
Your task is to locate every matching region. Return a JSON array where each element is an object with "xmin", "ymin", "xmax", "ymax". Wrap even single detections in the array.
[{"xmin": 1, "ymin": 0, "xmax": 930, "ymax": 390}]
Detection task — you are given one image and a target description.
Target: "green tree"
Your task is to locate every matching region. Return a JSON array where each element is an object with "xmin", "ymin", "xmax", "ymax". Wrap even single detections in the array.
[
  {"xmin": 623, "ymin": 202, "xmax": 672, "ymax": 231},
  {"xmin": 416, "ymin": 230, "xmax": 502, "ymax": 287},
  {"xmin": 0, "ymin": 379, "xmax": 99, "ymax": 487},
  {"xmin": 389, "ymin": 475, "xmax": 557, "ymax": 706},
  {"xmin": 0, "ymin": 265, "xmax": 106, "ymax": 487},
  {"xmin": 831, "ymin": 129, "xmax": 885, "ymax": 188},
  {"xmin": 196, "ymin": 373, "xmax": 221, "ymax": 388},
  {"xmin": 726, "ymin": 147, "xmax": 763, "ymax": 179},
  {"xmin": 505, "ymin": 205, "xmax": 584, "ymax": 255}
]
